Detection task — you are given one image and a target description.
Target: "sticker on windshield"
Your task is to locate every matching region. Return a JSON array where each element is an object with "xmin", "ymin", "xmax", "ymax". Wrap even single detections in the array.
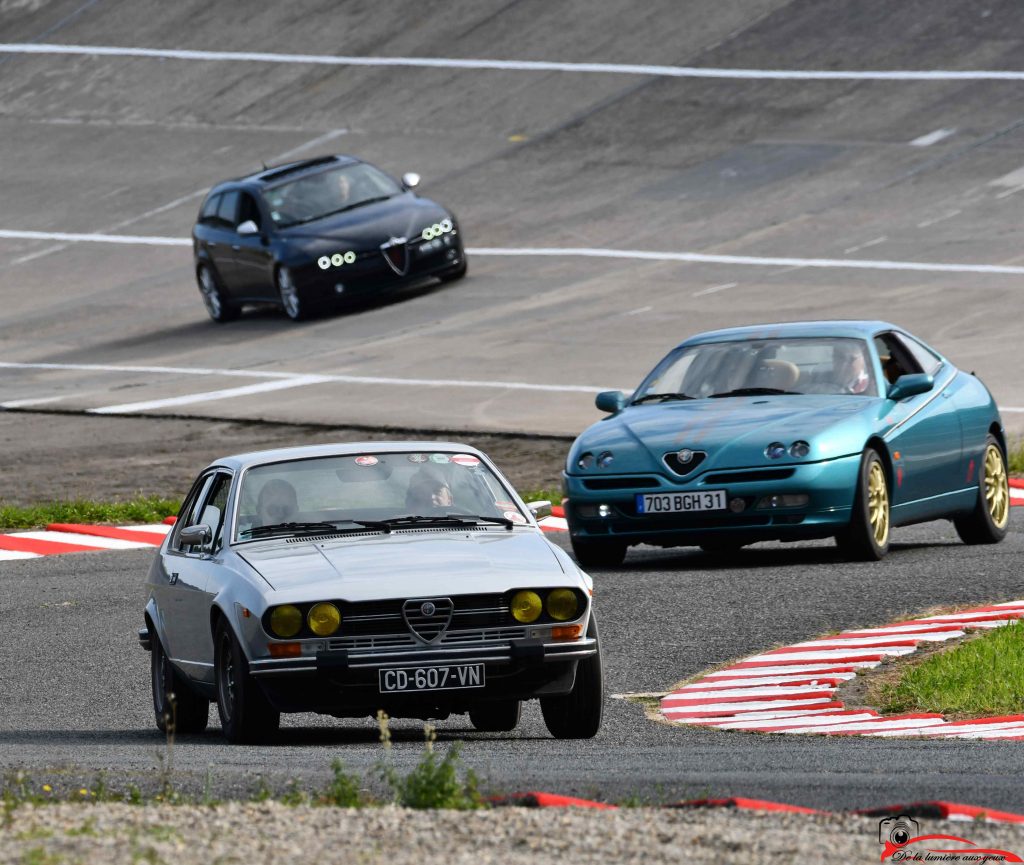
[
  {"xmin": 430, "ymin": 454, "xmax": 451, "ymax": 464},
  {"xmin": 408, "ymin": 454, "xmax": 429, "ymax": 463},
  {"xmin": 451, "ymin": 454, "xmax": 480, "ymax": 467},
  {"xmin": 503, "ymin": 511, "xmax": 527, "ymax": 524},
  {"xmin": 354, "ymin": 455, "xmax": 379, "ymax": 467}
]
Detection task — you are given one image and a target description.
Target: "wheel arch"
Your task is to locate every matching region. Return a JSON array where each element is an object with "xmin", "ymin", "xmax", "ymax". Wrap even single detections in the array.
[
  {"xmin": 989, "ymin": 422, "xmax": 1008, "ymax": 458},
  {"xmin": 865, "ymin": 436, "xmax": 895, "ymax": 490}
]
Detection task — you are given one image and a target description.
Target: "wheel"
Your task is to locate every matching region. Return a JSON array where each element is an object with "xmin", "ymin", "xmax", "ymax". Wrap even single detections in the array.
[
  {"xmin": 151, "ymin": 633, "xmax": 209, "ymax": 735},
  {"xmin": 540, "ymin": 615, "xmax": 603, "ymax": 739},
  {"xmin": 276, "ymin": 266, "xmax": 310, "ymax": 321},
  {"xmin": 570, "ymin": 536, "xmax": 627, "ymax": 568},
  {"xmin": 468, "ymin": 700, "xmax": 521, "ymax": 732},
  {"xmin": 954, "ymin": 436, "xmax": 1010, "ymax": 545},
  {"xmin": 214, "ymin": 619, "xmax": 280, "ymax": 744},
  {"xmin": 197, "ymin": 264, "xmax": 240, "ymax": 323},
  {"xmin": 835, "ymin": 448, "xmax": 890, "ymax": 560},
  {"xmin": 439, "ymin": 259, "xmax": 467, "ymax": 283}
]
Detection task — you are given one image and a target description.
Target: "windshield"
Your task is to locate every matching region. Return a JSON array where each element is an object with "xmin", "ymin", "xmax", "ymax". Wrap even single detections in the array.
[
  {"xmin": 233, "ymin": 452, "xmax": 528, "ymax": 542},
  {"xmin": 262, "ymin": 164, "xmax": 402, "ymax": 228},
  {"xmin": 633, "ymin": 336, "xmax": 879, "ymax": 401}
]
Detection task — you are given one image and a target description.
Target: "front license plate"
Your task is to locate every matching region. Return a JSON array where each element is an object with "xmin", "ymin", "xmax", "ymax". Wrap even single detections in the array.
[
  {"xmin": 636, "ymin": 490, "xmax": 727, "ymax": 514},
  {"xmin": 378, "ymin": 664, "xmax": 485, "ymax": 694}
]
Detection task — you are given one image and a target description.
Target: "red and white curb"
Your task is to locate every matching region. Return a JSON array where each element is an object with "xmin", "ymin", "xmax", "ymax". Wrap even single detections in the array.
[
  {"xmin": 0, "ymin": 521, "xmax": 172, "ymax": 560},
  {"xmin": 495, "ymin": 792, "xmax": 1024, "ymax": 824},
  {"xmin": 1012, "ymin": 478, "xmax": 1024, "ymax": 506},
  {"xmin": 662, "ymin": 600, "xmax": 1024, "ymax": 740}
]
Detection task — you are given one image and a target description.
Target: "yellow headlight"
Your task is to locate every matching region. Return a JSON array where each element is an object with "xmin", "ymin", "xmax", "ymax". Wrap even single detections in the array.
[
  {"xmin": 510, "ymin": 590, "xmax": 543, "ymax": 623},
  {"xmin": 546, "ymin": 589, "xmax": 579, "ymax": 622},
  {"xmin": 307, "ymin": 602, "xmax": 341, "ymax": 637},
  {"xmin": 270, "ymin": 605, "xmax": 303, "ymax": 638}
]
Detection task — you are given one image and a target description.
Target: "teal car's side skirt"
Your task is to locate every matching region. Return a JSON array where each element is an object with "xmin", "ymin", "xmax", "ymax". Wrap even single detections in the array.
[
  {"xmin": 564, "ymin": 453, "xmax": 862, "ymax": 546},
  {"xmin": 891, "ymin": 486, "xmax": 977, "ymax": 527}
]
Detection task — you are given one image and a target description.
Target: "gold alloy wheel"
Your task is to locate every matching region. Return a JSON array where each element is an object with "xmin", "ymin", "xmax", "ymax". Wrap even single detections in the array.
[
  {"xmin": 867, "ymin": 460, "xmax": 890, "ymax": 547},
  {"xmin": 984, "ymin": 443, "xmax": 1010, "ymax": 529}
]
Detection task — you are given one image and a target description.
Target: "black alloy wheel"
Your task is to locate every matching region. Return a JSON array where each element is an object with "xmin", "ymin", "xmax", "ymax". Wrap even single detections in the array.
[
  {"xmin": 214, "ymin": 619, "xmax": 280, "ymax": 744},
  {"xmin": 540, "ymin": 615, "xmax": 604, "ymax": 739},
  {"xmin": 151, "ymin": 633, "xmax": 209, "ymax": 735},
  {"xmin": 197, "ymin": 264, "xmax": 240, "ymax": 323}
]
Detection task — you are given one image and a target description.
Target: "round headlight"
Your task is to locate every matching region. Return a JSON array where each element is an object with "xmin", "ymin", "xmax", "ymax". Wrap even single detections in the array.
[
  {"xmin": 546, "ymin": 589, "xmax": 579, "ymax": 622},
  {"xmin": 577, "ymin": 452, "xmax": 594, "ymax": 469},
  {"xmin": 307, "ymin": 602, "xmax": 341, "ymax": 637},
  {"xmin": 510, "ymin": 590, "xmax": 543, "ymax": 623},
  {"xmin": 597, "ymin": 451, "xmax": 614, "ymax": 468},
  {"xmin": 789, "ymin": 440, "xmax": 810, "ymax": 458},
  {"xmin": 765, "ymin": 442, "xmax": 787, "ymax": 460},
  {"xmin": 270, "ymin": 605, "xmax": 303, "ymax": 638}
]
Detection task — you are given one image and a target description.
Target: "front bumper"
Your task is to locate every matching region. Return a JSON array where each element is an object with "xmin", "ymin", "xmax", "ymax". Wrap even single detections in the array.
[
  {"xmin": 565, "ymin": 453, "xmax": 861, "ymax": 546},
  {"xmin": 248, "ymin": 637, "xmax": 597, "ymax": 716}
]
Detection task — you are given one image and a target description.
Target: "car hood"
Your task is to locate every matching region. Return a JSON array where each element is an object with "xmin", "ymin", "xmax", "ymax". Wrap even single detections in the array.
[
  {"xmin": 569, "ymin": 395, "xmax": 886, "ymax": 473},
  {"xmin": 236, "ymin": 529, "xmax": 569, "ymax": 601},
  {"xmin": 278, "ymin": 194, "xmax": 448, "ymax": 248}
]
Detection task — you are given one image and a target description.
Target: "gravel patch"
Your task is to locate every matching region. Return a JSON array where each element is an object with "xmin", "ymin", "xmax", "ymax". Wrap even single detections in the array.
[{"xmin": 12, "ymin": 802, "xmax": 1024, "ymax": 864}]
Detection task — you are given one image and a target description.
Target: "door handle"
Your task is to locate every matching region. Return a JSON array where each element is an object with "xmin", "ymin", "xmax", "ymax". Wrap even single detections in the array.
[{"xmin": 169, "ymin": 572, "xmax": 179, "ymax": 586}]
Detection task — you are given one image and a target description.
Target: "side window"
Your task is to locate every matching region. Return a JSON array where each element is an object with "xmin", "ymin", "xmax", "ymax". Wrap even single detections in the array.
[
  {"xmin": 169, "ymin": 474, "xmax": 214, "ymax": 552},
  {"xmin": 900, "ymin": 335, "xmax": 942, "ymax": 376},
  {"xmin": 238, "ymin": 192, "xmax": 261, "ymax": 229},
  {"xmin": 199, "ymin": 193, "xmax": 221, "ymax": 223},
  {"xmin": 875, "ymin": 333, "xmax": 921, "ymax": 385},
  {"xmin": 217, "ymin": 190, "xmax": 240, "ymax": 228},
  {"xmin": 197, "ymin": 472, "xmax": 232, "ymax": 553}
]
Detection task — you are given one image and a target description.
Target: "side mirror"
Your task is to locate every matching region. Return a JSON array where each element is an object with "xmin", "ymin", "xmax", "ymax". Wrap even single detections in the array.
[
  {"xmin": 401, "ymin": 172, "xmax": 421, "ymax": 190},
  {"xmin": 595, "ymin": 390, "xmax": 627, "ymax": 413},
  {"xmin": 888, "ymin": 373, "xmax": 934, "ymax": 401},
  {"xmin": 236, "ymin": 220, "xmax": 259, "ymax": 236},
  {"xmin": 179, "ymin": 524, "xmax": 212, "ymax": 546},
  {"xmin": 527, "ymin": 500, "xmax": 552, "ymax": 520}
]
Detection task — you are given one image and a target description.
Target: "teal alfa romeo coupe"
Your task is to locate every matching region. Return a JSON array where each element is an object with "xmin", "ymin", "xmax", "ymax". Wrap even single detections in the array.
[{"xmin": 565, "ymin": 321, "xmax": 1010, "ymax": 565}]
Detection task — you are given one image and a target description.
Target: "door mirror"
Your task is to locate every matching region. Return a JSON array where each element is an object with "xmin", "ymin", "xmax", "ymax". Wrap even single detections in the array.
[
  {"xmin": 595, "ymin": 390, "xmax": 627, "ymax": 413},
  {"xmin": 236, "ymin": 220, "xmax": 259, "ymax": 236},
  {"xmin": 527, "ymin": 500, "xmax": 552, "ymax": 520},
  {"xmin": 887, "ymin": 373, "xmax": 934, "ymax": 401},
  {"xmin": 401, "ymin": 172, "xmax": 421, "ymax": 190},
  {"xmin": 179, "ymin": 524, "xmax": 212, "ymax": 546}
]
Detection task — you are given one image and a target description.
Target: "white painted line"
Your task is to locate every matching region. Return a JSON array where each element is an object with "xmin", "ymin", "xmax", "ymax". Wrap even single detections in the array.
[
  {"xmin": 910, "ymin": 128, "xmax": 957, "ymax": 147},
  {"xmin": 715, "ymin": 713, "xmax": 880, "ymax": 731},
  {"xmin": 917, "ymin": 209, "xmax": 961, "ymax": 228},
  {"xmin": 0, "ymin": 550, "xmax": 40, "ymax": 560},
  {"xmin": 0, "ymin": 395, "xmax": 67, "ymax": 408},
  {"xmin": 118, "ymin": 524, "xmax": 172, "ymax": 535},
  {"xmin": 88, "ymin": 374, "xmax": 334, "ymax": 414},
  {"xmin": 3, "ymin": 230, "xmax": 1024, "ymax": 276},
  {"xmin": 14, "ymin": 531, "xmax": 153, "ymax": 550},
  {"xmin": 780, "ymin": 717, "xmax": 948, "ymax": 734},
  {"xmin": 792, "ymin": 631, "xmax": 964, "ymax": 648},
  {"xmin": 7, "ymin": 43, "xmax": 1024, "ymax": 81},
  {"xmin": 664, "ymin": 684, "xmax": 835, "ymax": 701},
  {"xmin": 662, "ymin": 697, "xmax": 837, "ymax": 715},
  {"xmin": 995, "ymin": 184, "xmax": 1024, "ymax": 200},
  {"xmin": 693, "ymin": 282, "xmax": 737, "ymax": 297},
  {"xmin": 703, "ymin": 662, "xmax": 881, "ymax": 677},
  {"xmin": 1002, "ymin": 406, "xmax": 1024, "ymax": 413},
  {"xmin": 843, "ymin": 237, "xmax": 886, "ymax": 254},
  {"xmin": 688, "ymin": 709, "xmax": 846, "ymax": 724},
  {"xmin": 745, "ymin": 646, "xmax": 916, "ymax": 663},
  {"xmin": 676, "ymin": 673, "xmax": 857, "ymax": 689}
]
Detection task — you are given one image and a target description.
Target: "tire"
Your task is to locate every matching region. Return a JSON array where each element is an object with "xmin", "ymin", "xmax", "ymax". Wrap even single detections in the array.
[
  {"xmin": 954, "ymin": 435, "xmax": 1010, "ymax": 545},
  {"xmin": 835, "ymin": 448, "xmax": 891, "ymax": 561},
  {"xmin": 197, "ymin": 264, "xmax": 240, "ymax": 323},
  {"xmin": 570, "ymin": 536, "xmax": 627, "ymax": 568},
  {"xmin": 468, "ymin": 700, "xmax": 521, "ymax": 732},
  {"xmin": 214, "ymin": 619, "xmax": 280, "ymax": 744},
  {"xmin": 439, "ymin": 259, "xmax": 467, "ymax": 283},
  {"xmin": 540, "ymin": 615, "xmax": 603, "ymax": 739},
  {"xmin": 151, "ymin": 633, "xmax": 209, "ymax": 735},
  {"xmin": 276, "ymin": 266, "xmax": 310, "ymax": 321}
]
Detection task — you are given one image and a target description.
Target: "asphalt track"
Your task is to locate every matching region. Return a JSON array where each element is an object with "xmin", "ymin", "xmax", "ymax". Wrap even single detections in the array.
[
  {"xmin": 0, "ymin": 518, "xmax": 1021, "ymax": 810},
  {"xmin": 2, "ymin": 0, "xmax": 1024, "ymax": 812}
]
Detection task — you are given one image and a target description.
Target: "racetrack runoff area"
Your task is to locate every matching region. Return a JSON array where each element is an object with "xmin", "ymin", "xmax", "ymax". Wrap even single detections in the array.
[{"xmin": 2, "ymin": 0, "xmax": 1024, "ymax": 824}]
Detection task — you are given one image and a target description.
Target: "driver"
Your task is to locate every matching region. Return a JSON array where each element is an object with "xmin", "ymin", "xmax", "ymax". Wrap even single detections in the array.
[
  {"xmin": 405, "ymin": 470, "xmax": 453, "ymax": 515},
  {"xmin": 832, "ymin": 343, "xmax": 871, "ymax": 394},
  {"xmin": 256, "ymin": 478, "xmax": 298, "ymax": 527}
]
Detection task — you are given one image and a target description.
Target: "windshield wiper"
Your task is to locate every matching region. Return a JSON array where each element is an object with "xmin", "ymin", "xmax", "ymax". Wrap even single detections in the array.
[
  {"xmin": 239, "ymin": 520, "xmax": 390, "ymax": 539},
  {"xmin": 381, "ymin": 514, "xmax": 515, "ymax": 531},
  {"xmin": 284, "ymin": 196, "xmax": 394, "ymax": 227},
  {"xmin": 631, "ymin": 392, "xmax": 696, "ymax": 405},
  {"xmin": 708, "ymin": 387, "xmax": 803, "ymax": 398}
]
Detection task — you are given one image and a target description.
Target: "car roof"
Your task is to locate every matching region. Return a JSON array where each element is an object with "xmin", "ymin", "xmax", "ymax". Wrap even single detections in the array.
[
  {"xmin": 680, "ymin": 320, "xmax": 903, "ymax": 347},
  {"xmin": 208, "ymin": 154, "xmax": 362, "ymax": 194},
  {"xmin": 209, "ymin": 441, "xmax": 488, "ymax": 473}
]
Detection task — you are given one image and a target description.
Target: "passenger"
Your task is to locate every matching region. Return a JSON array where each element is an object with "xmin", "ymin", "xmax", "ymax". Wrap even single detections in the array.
[
  {"xmin": 832, "ymin": 343, "xmax": 871, "ymax": 394},
  {"xmin": 256, "ymin": 478, "xmax": 299, "ymax": 527}
]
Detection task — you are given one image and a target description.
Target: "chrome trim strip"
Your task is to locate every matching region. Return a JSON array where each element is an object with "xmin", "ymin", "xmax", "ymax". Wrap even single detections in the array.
[{"xmin": 883, "ymin": 369, "xmax": 956, "ymax": 440}]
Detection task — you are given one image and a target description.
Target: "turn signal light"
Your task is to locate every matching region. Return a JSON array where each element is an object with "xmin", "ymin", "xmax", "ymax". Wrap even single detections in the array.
[
  {"xmin": 552, "ymin": 625, "xmax": 583, "ymax": 642},
  {"xmin": 268, "ymin": 642, "xmax": 301, "ymax": 657}
]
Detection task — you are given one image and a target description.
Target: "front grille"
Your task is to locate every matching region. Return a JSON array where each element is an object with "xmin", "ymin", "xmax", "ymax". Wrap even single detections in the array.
[
  {"xmin": 337, "ymin": 593, "xmax": 509, "ymax": 639},
  {"xmin": 403, "ymin": 597, "xmax": 453, "ymax": 642},
  {"xmin": 582, "ymin": 476, "xmax": 660, "ymax": 490},
  {"xmin": 441, "ymin": 627, "xmax": 526, "ymax": 644},
  {"xmin": 702, "ymin": 468, "xmax": 795, "ymax": 484}
]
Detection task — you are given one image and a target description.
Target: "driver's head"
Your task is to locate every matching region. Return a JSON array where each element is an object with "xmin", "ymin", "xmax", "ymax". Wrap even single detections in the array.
[
  {"xmin": 334, "ymin": 172, "xmax": 351, "ymax": 203},
  {"xmin": 406, "ymin": 470, "xmax": 453, "ymax": 513},
  {"xmin": 834, "ymin": 343, "xmax": 865, "ymax": 378},
  {"xmin": 257, "ymin": 478, "xmax": 298, "ymax": 526}
]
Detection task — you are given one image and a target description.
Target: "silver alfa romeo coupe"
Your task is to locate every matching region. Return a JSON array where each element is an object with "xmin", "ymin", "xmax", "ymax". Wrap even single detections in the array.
[{"xmin": 139, "ymin": 443, "xmax": 602, "ymax": 743}]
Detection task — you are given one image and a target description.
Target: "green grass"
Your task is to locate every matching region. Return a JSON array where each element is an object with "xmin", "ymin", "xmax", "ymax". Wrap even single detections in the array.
[
  {"xmin": 520, "ymin": 488, "xmax": 563, "ymax": 506},
  {"xmin": 0, "ymin": 496, "xmax": 179, "ymax": 530},
  {"xmin": 1009, "ymin": 439, "xmax": 1024, "ymax": 476},
  {"xmin": 878, "ymin": 620, "xmax": 1024, "ymax": 717}
]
